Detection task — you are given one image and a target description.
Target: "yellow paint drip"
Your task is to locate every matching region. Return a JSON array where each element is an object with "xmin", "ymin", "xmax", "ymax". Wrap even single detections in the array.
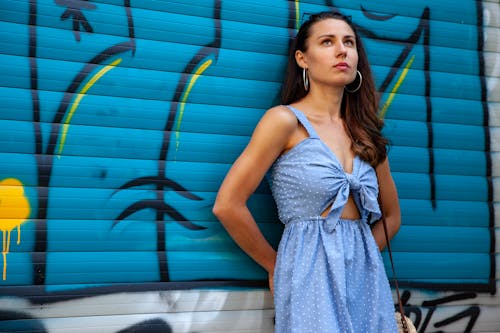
[
  {"xmin": 175, "ymin": 58, "xmax": 213, "ymax": 150},
  {"xmin": 0, "ymin": 178, "xmax": 30, "ymax": 280},
  {"xmin": 57, "ymin": 58, "xmax": 123, "ymax": 157},
  {"xmin": 379, "ymin": 55, "xmax": 415, "ymax": 118}
]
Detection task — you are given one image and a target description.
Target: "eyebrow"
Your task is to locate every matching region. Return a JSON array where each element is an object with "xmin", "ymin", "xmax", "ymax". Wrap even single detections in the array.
[{"xmin": 317, "ymin": 34, "xmax": 355, "ymax": 39}]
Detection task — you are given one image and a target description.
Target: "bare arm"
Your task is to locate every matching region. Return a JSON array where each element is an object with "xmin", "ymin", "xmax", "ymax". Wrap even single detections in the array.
[
  {"xmin": 372, "ymin": 157, "xmax": 401, "ymax": 250},
  {"xmin": 212, "ymin": 106, "xmax": 297, "ymax": 280}
]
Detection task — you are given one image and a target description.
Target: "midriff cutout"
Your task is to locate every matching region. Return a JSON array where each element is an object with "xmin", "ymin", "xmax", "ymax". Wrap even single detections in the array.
[{"xmin": 320, "ymin": 195, "xmax": 361, "ymax": 220}]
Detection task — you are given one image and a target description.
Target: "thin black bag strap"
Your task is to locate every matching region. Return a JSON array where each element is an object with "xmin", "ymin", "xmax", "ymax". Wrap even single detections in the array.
[{"xmin": 379, "ymin": 193, "xmax": 409, "ymax": 333}]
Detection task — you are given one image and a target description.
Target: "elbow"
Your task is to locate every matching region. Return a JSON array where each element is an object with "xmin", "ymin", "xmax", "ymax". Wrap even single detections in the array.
[
  {"xmin": 212, "ymin": 197, "xmax": 232, "ymax": 221},
  {"xmin": 212, "ymin": 200, "xmax": 224, "ymax": 220},
  {"xmin": 213, "ymin": 187, "xmax": 248, "ymax": 223},
  {"xmin": 392, "ymin": 213, "xmax": 402, "ymax": 235},
  {"xmin": 213, "ymin": 196, "xmax": 246, "ymax": 229}
]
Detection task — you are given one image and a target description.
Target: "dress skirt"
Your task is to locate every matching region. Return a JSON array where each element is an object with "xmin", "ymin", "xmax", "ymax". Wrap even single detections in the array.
[{"xmin": 273, "ymin": 217, "xmax": 398, "ymax": 333}]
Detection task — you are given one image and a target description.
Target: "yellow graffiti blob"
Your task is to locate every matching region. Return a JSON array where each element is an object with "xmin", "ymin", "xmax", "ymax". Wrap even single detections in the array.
[{"xmin": 0, "ymin": 178, "xmax": 30, "ymax": 280}]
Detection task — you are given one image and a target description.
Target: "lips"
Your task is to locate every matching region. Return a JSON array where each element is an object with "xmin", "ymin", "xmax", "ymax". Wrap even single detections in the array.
[{"xmin": 335, "ymin": 62, "xmax": 350, "ymax": 69}]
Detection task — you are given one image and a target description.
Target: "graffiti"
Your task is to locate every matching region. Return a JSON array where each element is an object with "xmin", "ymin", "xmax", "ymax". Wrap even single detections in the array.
[
  {"xmin": 484, "ymin": 1, "xmax": 500, "ymax": 96},
  {"xmin": 110, "ymin": 0, "xmax": 222, "ymax": 282},
  {"xmin": 0, "ymin": 290, "xmax": 275, "ymax": 332},
  {"xmin": 0, "ymin": 0, "xmax": 498, "ymax": 332},
  {"xmin": 357, "ymin": 4, "xmax": 436, "ymax": 207},
  {"xmin": 0, "ymin": 289, "xmax": 497, "ymax": 333},
  {"xmin": 55, "ymin": 0, "xmax": 96, "ymax": 41},
  {"xmin": 27, "ymin": 0, "xmax": 137, "ymax": 285},
  {"xmin": 0, "ymin": 178, "xmax": 30, "ymax": 280},
  {"xmin": 399, "ymin": 291, "xmax": 480, "ymax": 333}
]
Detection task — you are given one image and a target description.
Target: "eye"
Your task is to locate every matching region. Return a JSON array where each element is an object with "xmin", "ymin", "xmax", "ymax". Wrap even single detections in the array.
[
  {"xmin": 344, "ymin": 39, "xmax": 355, "ymax": 47},
  {"xmin": 322, "ymin": 39, "xmax": 333, "ymax": 46}
]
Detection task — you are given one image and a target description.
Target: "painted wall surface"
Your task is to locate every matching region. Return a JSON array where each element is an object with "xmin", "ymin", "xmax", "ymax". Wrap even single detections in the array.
[{"xmin": 0, "ymin": 0, "xmax": 499, "ymax": 332}]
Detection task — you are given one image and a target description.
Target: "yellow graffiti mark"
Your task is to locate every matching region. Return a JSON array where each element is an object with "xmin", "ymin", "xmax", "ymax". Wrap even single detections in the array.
[
  {"xmin": 57, "ymin": 58, "xmax": 123, "ymax": 157},
  {"xmin": 0, "ymin": 178, "xmax": 30, "ymax": 280},
  {"xmin": 379, "ymin": 55, "xmax": 415, "ymax": 118},
  {"xmin": 175, "ymin": 58, "xmax": 213, "ymax": 150},
  {"xmin": 295, "ymin": 0, "xmax": 300, "ymax": 31}
]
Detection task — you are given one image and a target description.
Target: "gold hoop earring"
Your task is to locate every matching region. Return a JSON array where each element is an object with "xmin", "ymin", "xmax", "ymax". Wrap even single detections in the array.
[
  {"xmin": 345, "ymin": 70, "xmax": 362, "ymax": 93},
  {"xmin": 303, "ymin": 68, "xmax": 309, "ymax": 91}
]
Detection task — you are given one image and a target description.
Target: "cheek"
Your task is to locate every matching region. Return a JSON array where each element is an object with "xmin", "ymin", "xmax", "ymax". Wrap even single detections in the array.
[
  {"xmin": 349, "ymin": 70, "xmax": 357, "ymax": 83},
  {"xmin": 308, "ymin": 52, "xmax": 328, "ymax": 64},
  {"xmin": 351, "ymin": 52, "xmax": 359, "ymax": 67}
]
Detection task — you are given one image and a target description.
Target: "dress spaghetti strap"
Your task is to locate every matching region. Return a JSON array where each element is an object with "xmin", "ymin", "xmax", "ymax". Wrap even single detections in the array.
[{"xmin": 284, "ymin": 105, "xmax": 319, "ymax": 139}]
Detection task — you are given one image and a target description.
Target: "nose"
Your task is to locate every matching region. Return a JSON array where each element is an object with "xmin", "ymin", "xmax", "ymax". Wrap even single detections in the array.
[{"xmin": 336, "ymin": 41, "xmax": 347, "ymax": 58}]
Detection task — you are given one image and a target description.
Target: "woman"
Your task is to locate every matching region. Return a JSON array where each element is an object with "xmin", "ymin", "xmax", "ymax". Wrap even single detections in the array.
[{"xmin": 213, "ymin": 11, "xmax": 400, "ymax": 333}]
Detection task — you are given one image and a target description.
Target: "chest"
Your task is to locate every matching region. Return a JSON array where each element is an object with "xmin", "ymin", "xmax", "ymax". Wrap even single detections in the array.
[{"xmin": 312, "ymin": 122, "xmax": 355, "ymax": 173}]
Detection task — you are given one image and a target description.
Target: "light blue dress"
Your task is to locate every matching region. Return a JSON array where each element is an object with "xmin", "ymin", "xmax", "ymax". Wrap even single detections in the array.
[{"xmin": 269, "ymin": 105, "xmax": 398, "ymax": 333}]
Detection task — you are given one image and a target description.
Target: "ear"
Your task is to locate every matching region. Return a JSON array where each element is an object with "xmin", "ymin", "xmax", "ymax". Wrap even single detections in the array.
[{"xmin": 295, "ymin": 50, "xmax": 307, "ymax": 69}]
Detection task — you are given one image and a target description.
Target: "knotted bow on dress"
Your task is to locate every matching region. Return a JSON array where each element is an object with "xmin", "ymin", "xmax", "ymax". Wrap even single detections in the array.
[
  {"xmin": 271, "ymin": 147, "xmax": 382, "ymax": 234},
  {"xmin": 320, "ymin": 156, "xmax": 382, "ymax": 233}
]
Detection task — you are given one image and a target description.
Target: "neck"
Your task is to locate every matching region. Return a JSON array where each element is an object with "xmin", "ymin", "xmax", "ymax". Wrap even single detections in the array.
[{"xmin": 300, "ymin": 84, "xmax": 345, "ymax": 119}]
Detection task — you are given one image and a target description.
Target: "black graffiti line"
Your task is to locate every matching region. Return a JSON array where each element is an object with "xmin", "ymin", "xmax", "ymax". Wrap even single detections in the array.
[
  {"xmin": 418, "ymin": 293, "xmax": 480, "ymax": 331},
  {"xmin": 400, "ymin": 290, "xmax": 480, "ymax": 332},
  {"xmin": 416, "ymin": 304, "xmax": 480, "ymax": 333},
  {"xmin": 114, "ymin": 176, "xmax": 203, "ymax": 201},
  {"xmin": 65, "ymin": 10, "xmax": 93, "ymax": 41},
  {"xmin": 402, "ymin": 306, "xmax": 423, "ymax": 330},
  {"xmin": 31, "ymin": 1, "xmax": 136, "ymax": 285},
  {"xmin": 421, "ymin": 292, "xmax": 477, "ymax": 306},
  {"xmin": 422, "ymin": 8, "xmax": 434, "ymax": 211},
  {"xmin": 124, "ymin": 0, "xmax": 136, "ymax": 55},
  {"xmin": 116, "ymin": 318, "xmax": 172, "ymax": 333},
  {"xmin": 475, "ymin": 0, "xmax": 496, "ymax": 295},
  {"xmin": 111, "ymin": 176, "xmax": 205, "ymax": 231},
  {"xmin": 152, "ymin": 0, "xmax": 222, "ymax": 282},
  {"xmin": 29, "ymin": 0, "xmax": 47, "ymax": 286},
  {"xmin": 360, "ymin": 5, "xmax": 396, "ymax": 21},
  {"xmin": 49, "ymin": 43, "xmax": 133, "ymax": 128},
  {"xmin": 114, "ymin": 200, "xmax": 205, "ymax": 231},
  {"xmin": 398, "ymin": 291, "xmax": 424, "ymax": 329},
  {"xmin": 418, "ymin": 306, "xmax": 434, "ymax": 332},
  {"xmin": 0, "ymin": 280, "xmax": 267, "ymax": 303},
  {"xmin": 0, "ymin": 310, "xmax": 47, "ymax": 332},
  {"xmin": 434, "ymin": 306, "xmax": 480, "ymax": 333},
  {"xmin": 33, "ymin": 42, "xmax": 135, "ymax": 284},
  {"xmin": 111, "ymin": 175, "xmax": 206, "ymax": 232},
  {"xmin": 55, "ymin": 0, "xmax": 97, "ymax": 41}
]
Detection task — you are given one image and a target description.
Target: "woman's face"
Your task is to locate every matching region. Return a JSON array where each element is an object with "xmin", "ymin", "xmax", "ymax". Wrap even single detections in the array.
[{"xmin": 297, "ymin": 18, "xmax": 359, "ymax": 89}]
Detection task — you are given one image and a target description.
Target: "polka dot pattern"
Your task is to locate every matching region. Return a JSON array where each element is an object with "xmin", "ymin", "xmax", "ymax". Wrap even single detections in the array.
[{"xmin": 269, "ymin": 106, "xmax": 398, "ymax": 333}]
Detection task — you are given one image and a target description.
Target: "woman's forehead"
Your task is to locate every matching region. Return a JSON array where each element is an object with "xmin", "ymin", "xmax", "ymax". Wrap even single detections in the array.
[{"xmin": 309, "ymin": 19, "xmax": 355, "ymax": 38}]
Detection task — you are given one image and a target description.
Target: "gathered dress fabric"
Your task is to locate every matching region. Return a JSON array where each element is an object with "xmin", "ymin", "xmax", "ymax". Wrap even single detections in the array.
[{"xmin": 269, "ymin": 105, "xmax": 398, "ymax": 333}]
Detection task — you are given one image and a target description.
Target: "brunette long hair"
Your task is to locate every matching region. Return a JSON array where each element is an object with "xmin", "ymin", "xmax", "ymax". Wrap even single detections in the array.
[{"xmin": 281, "ymin": 11, "xmax": 388, "ymax": 167}]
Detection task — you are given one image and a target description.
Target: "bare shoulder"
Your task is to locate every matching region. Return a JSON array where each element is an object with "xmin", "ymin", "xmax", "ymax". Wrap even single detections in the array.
[
  {"xmin": 246, "ymin": 105, "xmax": 298, "ymax": 154},
  {"xmin": 258, "ymin": 105, "xmax": 298, "ymax": 134}
]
